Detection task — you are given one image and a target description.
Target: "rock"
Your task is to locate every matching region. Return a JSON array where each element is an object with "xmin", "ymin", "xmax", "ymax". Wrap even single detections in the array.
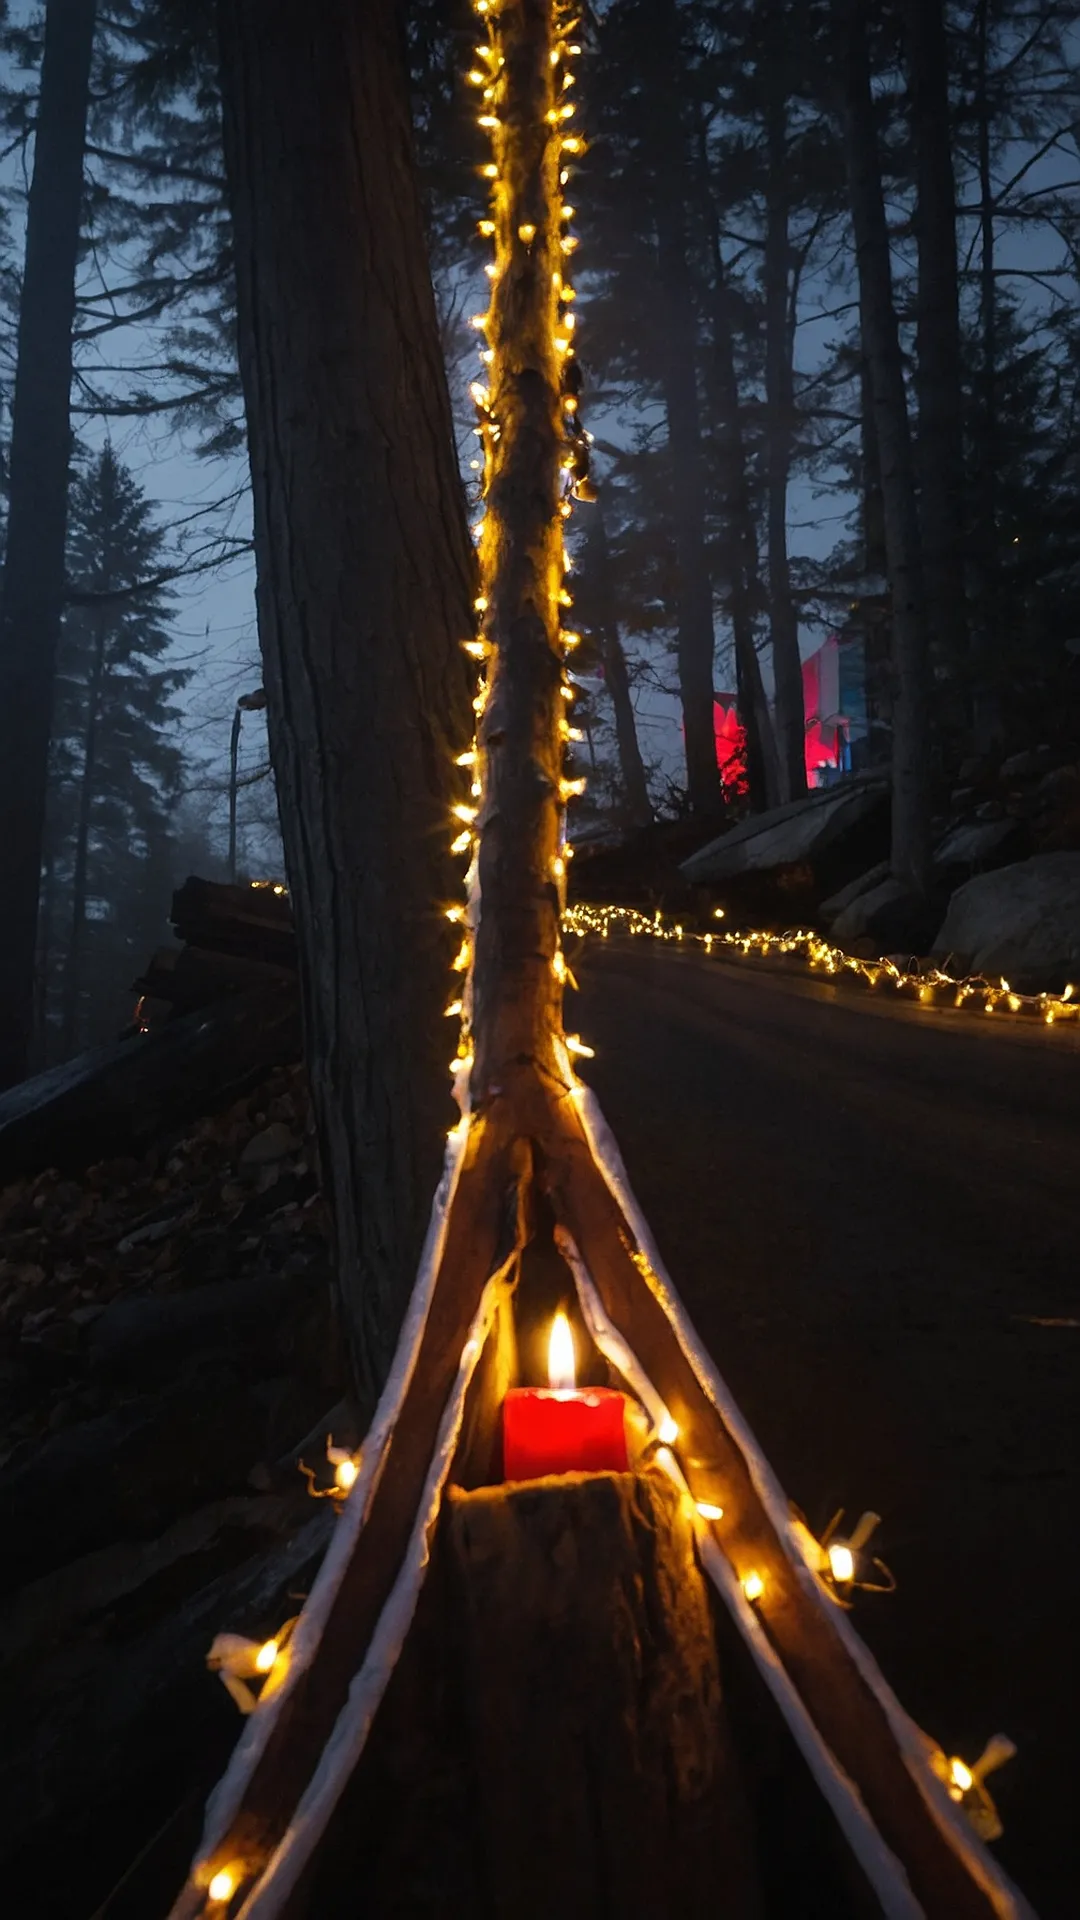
[
  {"xmin": 1000, "ymin": 746, "xmax": 1053, "ymax": 781},
  {"xmin": 1037, "ymin": 765, "xmax": 1079, "ymax": 802},
  {"xmin": 680, "ymin": 774, "xmax": 889, "ymax": 886},
  {"xmin": 69, "ymin": 1304, "xmax": 106, "ymax": 1329},
  {"xmin": 975, "ymin": 799, "xmax": 1005, "ymax": 821},
  {"xmin": 932, "ymin": 853, "xmax": 1080, "ymax": 988},
  {"xmin": 239, "ymin": 1121, "xmax": 301, "ymax": 1167},
  {"xmin": 948, "ymin": 787, "xmax": 975, "ymax": 811},
  {"xmin": 819, "ymin": 860, "xmax": 889, "ymax": 926},
  {"xmin": 831, "ymin": 876, "xmax": 944, "ymax": 954},
  {"xmin": 933, "ymin": 817, "xmax": 1027, "ymax": 873},
  {"xmin": 957, "ymin": 755, "xmax": 990, "ymax": 785}
]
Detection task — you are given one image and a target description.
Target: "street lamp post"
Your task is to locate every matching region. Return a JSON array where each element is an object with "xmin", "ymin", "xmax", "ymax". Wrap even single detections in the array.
[{"xmin": 228, "ymin": 687, "xmax": 267, "ymax": 883}]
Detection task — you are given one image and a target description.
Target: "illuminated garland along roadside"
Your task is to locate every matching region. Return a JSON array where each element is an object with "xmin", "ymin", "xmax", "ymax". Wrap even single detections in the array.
[{"xmin": 562, "ymin": 902, "xmax": 1080, "ymax": 1028}]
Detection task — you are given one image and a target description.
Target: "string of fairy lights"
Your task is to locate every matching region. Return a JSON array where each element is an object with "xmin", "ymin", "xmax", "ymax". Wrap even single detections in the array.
[
  {"xmin": 446, "ymin": 0, "xmax": 595, "ymax": 1101},
  {"xmin": 563, "ymin": 902, "xmax": 1080, "ymax": 1030},
  {"xmin": 210, "ymin": 14, "xmax": 1019, "ymax": 1901}
]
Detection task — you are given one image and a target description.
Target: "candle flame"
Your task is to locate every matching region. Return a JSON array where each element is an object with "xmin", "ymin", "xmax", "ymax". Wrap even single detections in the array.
[{"xmin": 548, "ymin": 1311, "xmax": 576, "ymax": 1391}]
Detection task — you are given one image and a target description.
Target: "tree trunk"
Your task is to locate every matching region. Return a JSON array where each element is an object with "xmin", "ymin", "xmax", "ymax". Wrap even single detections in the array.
[
  {"xmin": 694, "ymin": 125, "xmax": 780, "ymax": 814},
  {"xmin": 0, "ymin": 0, "xmax": 97, "ymax": 1091},
  {"xmin": 468, "ymin": 0, "xmax": 576, "ymax": 1095},
  {"xmin": 971, "ymin": 0, "xmax": 999, "ymax": 739},
  {"xmin": 216, "ymin": 0, "xmax": 477, "ymax": 1404},
  {"xmin": 763, "ymin": 28, "xmax": 807, "ymax": 804},
  {"xmin": 904, "ymin": 0, "xmax": 967, "ymax": 696},
  {"xmin": 641, "ymin": 9, "xmax": 722, "ymax": 821},
  {"xmin": 859, "ymin": 338, "xmax": 888, "ymax": 578},
  {"xmin": 840, "ymin": 3, "xmax": 932, "ymax": 896},
  {"xmin": 61, "ymin": 607, "xmax": 109, "ymax": 1057},
  {"xmin": 659, "ymin": 302, "xmax": 724, "ymax": 821},
  {"xmin": 584, "ymin": 511, "xmax": 652, "ymax": 830}
]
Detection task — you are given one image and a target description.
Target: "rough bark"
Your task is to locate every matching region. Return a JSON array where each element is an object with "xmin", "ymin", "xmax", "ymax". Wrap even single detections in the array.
[
  {"xmin": 840, "ymin": 4, "xmax": 932, "ymax": 895},
  {"xmin": 304, "ymin": 1470, "xmax": 763, "ymax": 1920},
  {"xmin": 971, "ymin": 0, "xmax": 1000, "ymax": 739},
  {"xmin": 695, "ymin": 126, "xmax": 781, "ymax": 813},
  {"xmin": 858, "ymin": 339, "xmax": 888, "ymax": 578},
  {"xmin": 216, "ymin": 0, "xmax": 477, "ymax": 1402},
  {"xmin": 0, "ymin": 982, "xmax": 300, "ymax": 1181},
  {"xmin": 442, "ymin": 1471, "xmax": 760, "ymax": 1917},
  {"xmin": 584, "ymin": 510, "xmax": 652, "ymax": 830},
  {"xmin": 763, "ymin": 28, "xmax": 807, "ymax": 804},
  {"xmin": 61, "ymin": 606, "xmax": 108, "ymax": 1055},
  {"xmin": 660, "ymin": 241, "xmax": 725, "ymax": 822},
  {"xmin": 0, "ymin": 0, "xmax": 97, "ymax": 1091},
  {"xmin": 470, "ymin": 0, "xmax": 570, "ymax": 1095},
  {"xmin": 904, "ymin": 0, "xmax": 968, "ymax": 687}
]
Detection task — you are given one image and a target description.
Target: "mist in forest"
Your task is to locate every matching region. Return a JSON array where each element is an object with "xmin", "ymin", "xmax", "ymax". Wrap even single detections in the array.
[{"xmin": 0, "ymin": 0, "xmax": 1078, "ymax": 1067}]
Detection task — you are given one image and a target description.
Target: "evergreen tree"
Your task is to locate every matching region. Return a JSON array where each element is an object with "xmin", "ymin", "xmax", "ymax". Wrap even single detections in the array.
[
  {"xmin": 0, "ymin": 0, "xmax": 97, "ymax": 1088},
  {"xmin": 41, "ymin": 445, "xmax": 189, "ymax": 1058}
]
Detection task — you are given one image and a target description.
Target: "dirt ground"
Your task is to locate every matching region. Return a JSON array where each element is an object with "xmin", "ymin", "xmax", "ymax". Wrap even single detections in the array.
[{"xmin": 575, "ymin": 939, "xmax": 1080, "ymax": 1919}]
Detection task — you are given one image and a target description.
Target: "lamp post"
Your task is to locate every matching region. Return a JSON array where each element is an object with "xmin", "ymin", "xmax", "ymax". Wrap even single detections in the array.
[{"xmin": 228, "ymin": 687, "xmax": 267, "ymax": 882}]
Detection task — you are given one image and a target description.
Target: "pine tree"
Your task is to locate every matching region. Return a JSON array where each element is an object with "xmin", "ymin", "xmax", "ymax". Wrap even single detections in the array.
[
  {"xmin": 42, "ymin": 446, "xmax": 189, "ymax": 1057},
  {"xmin": 0, "ymin": 0, "xmax": 97, "ymax": 1088}
]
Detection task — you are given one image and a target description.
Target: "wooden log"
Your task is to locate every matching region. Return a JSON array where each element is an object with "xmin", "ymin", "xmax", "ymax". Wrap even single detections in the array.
[
  {"xmin": 170, "ymin": 878, "xmax": 296, "ymax": 972},
  {"xmin": 0, "ymin": 1348, "xmax": 329, "ymax": 1589},
  {"xmin": 0, "ymin": 983, "xmax": 300, "ymax": 1179},
  {"xmin": 132, "ymin": 945, "xmax": 298, "ymax": 1018},
  {"xmin": 302, "ymin": 1468, "xmax": 763, "ymax": 1920},
  {"xmin": 0, "ymin": 1501, "xmax": 334, "ymax": 1917},
  {"xmin": 445, "ymin": 1468, "xmax": 761, "ymax": 1918},
  {"xmin": 167, "ymin": 1117, "xmax": 530, "ymax": 1915}
]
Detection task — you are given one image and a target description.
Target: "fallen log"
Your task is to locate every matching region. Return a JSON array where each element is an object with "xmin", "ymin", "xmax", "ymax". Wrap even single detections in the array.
[
  {"xmin": 133, "ymin": 945, "xmax": 298, "ymax": 1019},
  {"xmin": 84, "ymin": 1267, "xmax": 328, "ymax": 1391},
  {"xmin": 0, "ymin": 983, "xmax": 300, "ymax": 1180},
  {"xmin": 170, "ymin": 878, "xmax": 296, "ymax": 973},
  {"xmin": 0, "ymin": 1498, "xmax": 333, "ymax": 1920},
  {"xmin": 0, "ymin": 1350, "xmax": 329, "ymax": 1589}
]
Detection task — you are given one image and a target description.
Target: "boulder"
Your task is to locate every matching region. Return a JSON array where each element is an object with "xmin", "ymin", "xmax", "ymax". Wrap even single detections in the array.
[
  {"xmin": 680, "ymin": 775, "xmax": 888, "ymax": 889},
  {"xmin": 933, "ymin": 816, "xmax": 1028, "ymax": 874},
  {"xmin": 831, "ymin": 876, "xmax": 944, "ymax": 955},
  {"xmin": 819, "ymin": 861, "xmax": 889, "ymax": 926},
  {"xmin": 932, "ymin": 853, "xmax": 1080, "ymax": 988},
  {"xmin": 1000, "ymin": 746, "xmax": 1054, "ymax": 782}
]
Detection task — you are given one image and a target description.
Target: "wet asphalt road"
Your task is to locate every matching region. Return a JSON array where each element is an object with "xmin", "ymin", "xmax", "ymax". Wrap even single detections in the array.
[{"xmin": 574, "ymin": 938, "xmax": 1079, "ymax": 1918}]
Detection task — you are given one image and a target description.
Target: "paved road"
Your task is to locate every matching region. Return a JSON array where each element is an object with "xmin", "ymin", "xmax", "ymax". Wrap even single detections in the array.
[{"xmin": 575, "ymin": 939, "xmax": 1079, "ymax": 1919}]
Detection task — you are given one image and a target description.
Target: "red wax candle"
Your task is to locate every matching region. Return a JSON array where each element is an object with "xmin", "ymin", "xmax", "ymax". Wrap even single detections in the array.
[
  {"xmin": 502, "ymin": 1386, "xmax": 629, "ymax": 1480},
  {"xmin": 503, "ymin": 1313, "xmax": 628, "ymax": 1480}
]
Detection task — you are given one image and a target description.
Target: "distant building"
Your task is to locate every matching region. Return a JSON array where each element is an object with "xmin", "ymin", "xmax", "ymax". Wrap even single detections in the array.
[{"xmin": 714, "ymin": 609, "xmax": 890, "ymax": 793}]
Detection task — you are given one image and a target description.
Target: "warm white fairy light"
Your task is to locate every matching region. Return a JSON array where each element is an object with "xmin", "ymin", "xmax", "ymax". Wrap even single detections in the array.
[
  {"xmin": 443, "ymin": 0, "xmax": 601, "ymax": 1110},
  {"xmin": 561, "ymin": 904, "xmax": 1080, "ymax": 1034}
]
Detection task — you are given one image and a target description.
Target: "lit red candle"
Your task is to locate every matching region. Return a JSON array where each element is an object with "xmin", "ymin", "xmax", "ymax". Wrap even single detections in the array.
[{"xmin": 502, "ymin": 1312, "xmax": 629, "ymax": 1479}]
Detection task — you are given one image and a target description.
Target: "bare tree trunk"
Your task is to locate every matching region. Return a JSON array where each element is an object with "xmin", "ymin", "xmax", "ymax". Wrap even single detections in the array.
[
  {"xmin": 971, "ymin": 0, "xmax": 999, "ymax": 738},
  {"xmin": 660, "ymin": 301, "xmax": 724, "ymax": 822},
  {"xmin": 217, "ymin": 0, "xmax": 477, "ymax": 1402},
  {"xmin": 859, "ymin": 339, "xmax": 888, "ymax": 578},
  {"xmin": 840, "ymin": 2, "xmax": 932, "ymax": 895},
  {"xmin": 0, "ymin": 0, "xmax": 96, "ymax": 1091},
  {"xmin": 468, "ymin": 0, "xmax": 576, "ymax": 1094},
  {"xmin": 61, "ymin": 607, "xmax": 108, "ymax": 1058},
  {"xmin": 640, "ymin": 4, "xmax": 722, "ymax": 822},
  {"xmin": 694, "ymin": 125, "xmax": 780, "ymax": 813},
  {"xmin": 583, "ymin": 512, "xmax": 652, "ymax": 830},
  {"xmin": 904, "ymin": 0, "xmax": 967, "ymax": 694},
  {"xmin": 763, "ymin": 26, "xmax": 807, "ymax": 804}
]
